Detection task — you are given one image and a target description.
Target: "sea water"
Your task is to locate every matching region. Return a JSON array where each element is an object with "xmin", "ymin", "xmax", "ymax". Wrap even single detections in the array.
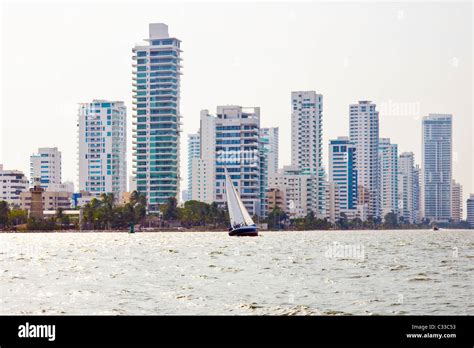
[{"xmin": 0, "ymin": 230, "xmax": 472, "ymax": 315}]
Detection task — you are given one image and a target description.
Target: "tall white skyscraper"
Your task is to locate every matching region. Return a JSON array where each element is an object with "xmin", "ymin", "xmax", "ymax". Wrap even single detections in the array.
[
  {"xmin": 186, "ymin": 133, "xmax": 200, "ymax": 201},
  {"xmin": 291, "ymin": 91, "xmax": 323, "ymax": 172},
  {"xmin": 422, "ymin": 114, "xmax": 452, "ymax": 222},
  {"xmin": 78, "ymin": 100, "xmax": 127, "ymax": 199},
  {"xmin": 379, "ymin": 138, "xmax": 398, "ymax": 218},
  {"xmin": 260, "ymin": 127, "xmax": 279, "ymax": 175},
  {"xmin": 413, "ymin": 164, "xmax": 421, "ymax": 223},
  {"xmin": 132, "ymin": 23, "xmax": 182, "ymax": 212},
  {"xmin": 451, "ymin": 180, "xmax": 463, "ymax": 222},
  {"xmin": 30, "ymin": 147, "xmax": 61, "ymax": 190},
  {"xmin": 328, "ymin": 137, "xmax": 357, "ymax": 216},
  {"xmin": 349, "ymin": 101, "xmax": 380, "ymax": 219},
  {"xmin": 291, "ymin": 91, "xmax": 325, "ymax": 216},
  {"xmin": 398, "ymin": 152, "xmax": 416, "ymax": 224},
  {"xmin": 192, "ymin": 110, "xmax": 216, "ymax": 204}
]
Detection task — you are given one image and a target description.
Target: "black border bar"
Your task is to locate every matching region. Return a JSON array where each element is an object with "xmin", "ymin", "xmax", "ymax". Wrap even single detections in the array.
[{"xmin": 0, "ymin": 315, "xmax": 473, "ymax": 346}]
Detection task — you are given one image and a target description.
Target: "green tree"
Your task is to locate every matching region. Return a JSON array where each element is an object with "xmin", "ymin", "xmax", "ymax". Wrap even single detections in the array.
[
  {"xmin": 0, "ymin": 201, "xmax": 9, "ymax": 227},
  {"xmin": 268, "ymin": 207, "xmax": 287, "ymax": 229},
  {"xmin": 336, "ymin": 212, "xmax": 349, "ymax": 230},
  {"xmin": 27, "ymin": 217, "xmax": 56, "ymax": 231},
  {"xmin": 61, "ymin": 214, "xmax": 71, "ymax": 226},
  {"xmin": 384, "ymin": 212, "xmax": 398, "ymax": 228},
  {"xmin": 82, "ymin": 198, "xmax": 102, "ymax": 229},
  {"xmin": 161, "ymin": 196, "xmax": 178, "ymax": 221},
  {"xmin": 100, "ymin": 193, "xmax": 115, "ymax": 229},
  {"xmin": 304, "ymin": 211, "xmax": 315, "ymax": 229},
  {"xmin": 348, "ymin": 217, "xmax": 364, "ymax": 229},
  {"xmin": 8, "ymin": 208, "xmax": 28, "ymax": 226},
  {"xmin": 130, "ymin": 191, "xmax": 147, "ymax": 220}
]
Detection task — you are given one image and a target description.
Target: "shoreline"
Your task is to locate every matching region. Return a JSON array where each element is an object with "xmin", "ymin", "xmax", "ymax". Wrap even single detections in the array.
[{"xmin": 1, "ymin": 228, "xmax": 472, "ymax": 233}]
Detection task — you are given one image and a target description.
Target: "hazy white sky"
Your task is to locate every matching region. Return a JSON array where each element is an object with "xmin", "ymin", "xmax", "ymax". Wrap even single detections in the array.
[{"xmin": 1, "ymin": 1, "xmax": 473, "ymax": 206}]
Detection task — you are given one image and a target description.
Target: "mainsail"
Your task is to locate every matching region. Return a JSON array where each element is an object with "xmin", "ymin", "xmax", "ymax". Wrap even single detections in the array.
[{"xmin": 224, "ymin": 169, "xmax": 255, "ymax": 227}]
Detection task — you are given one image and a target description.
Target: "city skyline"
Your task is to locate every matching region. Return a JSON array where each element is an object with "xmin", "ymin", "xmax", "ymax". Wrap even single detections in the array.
[{"xmin": 1, "ymin": 1, "xmax": 472, "ymax": 208}]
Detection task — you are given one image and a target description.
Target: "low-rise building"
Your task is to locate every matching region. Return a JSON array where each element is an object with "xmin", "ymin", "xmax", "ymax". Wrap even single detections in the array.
[
  {"xmin": 71, "ymin": 191, "xmax": 95, "ymax": 208},
  {"xmin": 20, "ymin": 190, "xmax": 73, "ymax": 211},
  {"xmin": 0, "ymin": 164, "xmax": 29, "ymax": 207},
  {"xmin": 268, "ymin": 166, "xmax": 319, "ymax": 219},
  {"xmin": 267, "ymin": 188, "xmax": 286, "ymax": 212},
  {"xmin": 325, "ymin": 182, "xmax": 340, "ymax": 224}
]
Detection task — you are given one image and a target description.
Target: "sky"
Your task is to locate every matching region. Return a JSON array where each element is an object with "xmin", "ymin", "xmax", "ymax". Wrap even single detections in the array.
[{"xmin": 1, "ymin": 1, "xmax": 473, "ymax": 213}]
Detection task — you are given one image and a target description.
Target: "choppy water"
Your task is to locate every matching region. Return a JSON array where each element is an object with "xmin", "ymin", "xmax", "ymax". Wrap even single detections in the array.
[{"xmin": 0, "ymin": 230, "xmax": 473, "ymax": 315}]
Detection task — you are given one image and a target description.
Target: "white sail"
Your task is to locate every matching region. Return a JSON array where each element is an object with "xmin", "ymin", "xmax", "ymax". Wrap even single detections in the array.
[
  {"xmin": 224, "ymin": 169, "xmax": 255, "ymax": 227},
  {"xmin": 236, "ymin": 186, "xmax": 255, "ymax": 226}
]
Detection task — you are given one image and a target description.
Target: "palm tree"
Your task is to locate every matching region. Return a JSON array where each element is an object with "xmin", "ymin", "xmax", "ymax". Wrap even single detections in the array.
[
  {"xmin": 130, "ymin": 190, "xmax": 147, "ymax": 226},
  {"xmin": 100, "ymin": 193, "xmax": 115, "ymax": 229}
]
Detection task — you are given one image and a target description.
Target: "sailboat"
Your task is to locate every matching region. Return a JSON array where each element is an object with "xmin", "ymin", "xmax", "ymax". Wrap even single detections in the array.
[{"xmin": 225, "ymin": 168, "xmax": 258, "ymax": 237}]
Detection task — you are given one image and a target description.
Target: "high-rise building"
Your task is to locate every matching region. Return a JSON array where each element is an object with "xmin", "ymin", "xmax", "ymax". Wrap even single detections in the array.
[
  {"xmin": 379, "ymin": 138, "xmax": 398, "ymax": 218},
  {"xmin": 0, "ymin": 164, "xmax": 29, "ymax": 206},
  {"xmin": 30, "ymin": 147, "xmax": 61, "ymax": 190},
  {"xmin": 413, "ymin": 164, "xmax": 421, "ymax": 224},
  {"xmin": 291, "ymin": 91, "xmax": 325, "ymax": 217},
  {"xmin": 451, "ymin": 180, "xmax": 463, "ymax": 222},
  {"xmin": 78, "ymin": 100, "xmax": 127, "ymax": 199},
  {"xmin": 422, "ymin": 114, "xmax": 452, "ymax": 222},
  {"xmin": 260, "ymin": 127, "xmax": 279, "ymax": 175},
  {"xmin": 259, "ymin": 135, "xmax": 269, "ymax": 217},
  {"xmin": 328, "ymin": 137, "xmax": 357, "ymax": 217},
  {"xmin": 349, "ymin": 101, "xmax": 380, "ymax": 219},
  {"xmin": 260, "ymin": 128, "xmax": 279, "ymax": 216},
  {"xmin": 467, "ymin": 194, "xmax": 474, "ymax": 228},
  {"xmin": 398, "ymin": 152, "xmax": 416, "ymax": 224},
  {"xmin": 291, "ymin": 91, "xmax": 323, "ymax": 172},
  {"xmin": 186, "ymin": 133, "xmax": 200, "ymax": 201},
  {"xmin": 215, "ymin": 105, "xmax": 263, "ymax": 217},
  {"xmin": 193, "ymin": 106, "xmax": 265, "ymax": 217},
  {"xmin": 132, "ymin": 23, "xmax": 182, "ymax": 212},
  {"xmin": 191, "ymin": 110, "xmax": 216, "ymax": 204}
]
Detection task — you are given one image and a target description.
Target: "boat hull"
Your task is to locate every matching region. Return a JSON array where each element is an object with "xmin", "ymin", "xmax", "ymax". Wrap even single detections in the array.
[{"xmin": 228, "ymin": 225, "xmax": 258, "ymax": 237}]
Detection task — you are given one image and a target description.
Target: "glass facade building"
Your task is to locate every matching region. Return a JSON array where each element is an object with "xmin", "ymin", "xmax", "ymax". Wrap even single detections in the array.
[
  {"xmin": 30, "ymin": 147, "xmax": 62, "ymax": 190},
  {"xmin": 329, "ymin": 137, "xmax": 357, "ymax": 213},
  {"xmin": 213, "ymin": 106, "xmax": 263, "ymax": 217},
  {"xmin": 132, "ymin": 23, "xmax": 182, "ymax": 212},
  {"xmin": 422, "ymin": 114, "xmax": 452, "ymax": 222}
]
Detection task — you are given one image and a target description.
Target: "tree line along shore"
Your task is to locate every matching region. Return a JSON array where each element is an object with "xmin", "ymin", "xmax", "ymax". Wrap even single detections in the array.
[{"xmin": 0, "ymin": 191, "xmax": 471, "ymax": 232}]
